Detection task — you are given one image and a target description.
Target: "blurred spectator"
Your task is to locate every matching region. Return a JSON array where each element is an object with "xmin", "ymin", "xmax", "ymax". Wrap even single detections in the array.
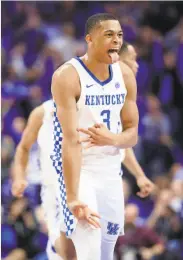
[
  {"xmin": 48, "ymin": 22, "xmax": 83, "ymax": 62},
  {"xmin": 140, "ymin": 95, "xmax": 174, "ymax": 178},
  {"xmin": 147, "ymin": 189, "xmax": 183, "ymax": 259},
  {"xmin": 29, "ymin": 85, "xmax": 43, "ymax": 109},
  {"xmin": 11, "ymin": 117, "xmax": 26, "ymax": 145},
  {"xmin": 1, "ymin": 136, "xmax": 15, "ymax": 180},
  {"xmin": 115, "ymin": 203, "xmax": 165, "ymax": 260},
  {"xmin": 1, "ymin": 198, "xmax": 48, "ymax": 259}
]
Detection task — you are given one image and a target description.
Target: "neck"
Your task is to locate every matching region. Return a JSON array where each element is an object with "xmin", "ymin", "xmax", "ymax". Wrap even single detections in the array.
[{"xmin": 81, "ymin": 53, "xmax": 110, "ymax": 81}]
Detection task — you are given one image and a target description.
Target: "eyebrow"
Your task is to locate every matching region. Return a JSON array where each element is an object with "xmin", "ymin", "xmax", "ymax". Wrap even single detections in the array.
[{"xmin": 104, "ymin": 30, "xmax": 123, "ymax": 34}]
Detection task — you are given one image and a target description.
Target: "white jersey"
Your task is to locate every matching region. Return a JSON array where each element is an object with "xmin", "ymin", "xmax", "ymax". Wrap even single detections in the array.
[
  {"xmin": 37, "ymin": 100, "xmax": 56, "ymax": 184},
  {"xmin": 68, "ymin": 58, "xmax": 127, "ymax": 174},
  {"xmin": 52, "ymin": 58, "xmax": 127, "ymax": 173},
  {"xmin": 26, "ymin": 142, "xmax": 41, "ymax": 184}
]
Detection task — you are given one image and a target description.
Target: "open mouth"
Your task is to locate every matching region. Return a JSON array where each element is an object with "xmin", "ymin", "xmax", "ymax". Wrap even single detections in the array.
[
  {"xmin": 108, "ymin": 49, "xmax": 120, "ymax": 63},
  {"xmin": 108, "ymin": 49, "xmax": 119, "ymax": 55}
]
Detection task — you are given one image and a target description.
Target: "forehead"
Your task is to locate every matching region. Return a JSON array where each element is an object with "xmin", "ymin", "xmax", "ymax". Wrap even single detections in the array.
[{"xmin": 97, "ymin": 20, "xmax": 122, "ymax": 32}]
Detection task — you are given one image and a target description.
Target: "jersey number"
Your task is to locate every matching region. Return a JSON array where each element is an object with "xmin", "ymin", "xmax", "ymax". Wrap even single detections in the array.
[{"xmin": 100, "ymin": 110, "xmax": 111, "ymax": 129}]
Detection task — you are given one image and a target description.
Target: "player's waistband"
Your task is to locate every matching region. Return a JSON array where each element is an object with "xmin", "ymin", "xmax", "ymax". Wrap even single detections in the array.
[{"xmin": 81, "ymin": 154, "xmax": 121, "ymax": 175}]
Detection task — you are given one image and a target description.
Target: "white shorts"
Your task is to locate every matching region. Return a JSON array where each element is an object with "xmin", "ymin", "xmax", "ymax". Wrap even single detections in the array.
[
  {"xmin": 68, "ymin": 169, "xmax": 125, "ymax": 260},
  {"xmin": 41, "ymin": 182, "xmax": 63, "ymax": 245}
]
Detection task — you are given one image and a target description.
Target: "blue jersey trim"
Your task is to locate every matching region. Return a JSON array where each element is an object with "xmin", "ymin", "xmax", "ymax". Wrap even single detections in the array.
[{"xmin": 75, "ymin": 57, "xmax": 113, "ymax": 86}]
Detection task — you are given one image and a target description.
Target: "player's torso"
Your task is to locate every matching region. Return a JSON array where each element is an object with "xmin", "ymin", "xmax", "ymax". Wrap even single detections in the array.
[{"xmin": 68, "ymin": 58, "xmax": 127, "ymax": 171}]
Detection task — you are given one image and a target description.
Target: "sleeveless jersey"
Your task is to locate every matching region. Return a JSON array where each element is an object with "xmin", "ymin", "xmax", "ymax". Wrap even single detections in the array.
[
  {"xmin": 37, "ymin": 100, "xmax": 56, "ymax": 184},
  {"xmin": 50, "ymin": 58, "xmax": 127, "ymax": 237},
  {"xmin": 68, "ymin": 57, "xmax": 127, "ymax": 173},
  {"xmin": 26, "ymin": 142, "xmax": 41, "ymax": 184}
]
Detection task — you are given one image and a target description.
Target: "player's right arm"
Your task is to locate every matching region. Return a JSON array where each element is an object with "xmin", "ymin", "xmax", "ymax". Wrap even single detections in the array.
[
  {"xmin": 51, "ymin": 65, "xmax": 100, "ymax": 227},
  {"xmin": 12, "ymin": 105, "xmax": 44, "ymax": 197},
  {"xmin": 51, "ymin": 65, "xmax": 82, "ymax": 203}
]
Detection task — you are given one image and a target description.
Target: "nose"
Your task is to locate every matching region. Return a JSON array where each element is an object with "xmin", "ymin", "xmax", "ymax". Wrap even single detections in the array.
[{"xmin": 113, "ymin": 35, "xmax": 119, "ymax": 45}]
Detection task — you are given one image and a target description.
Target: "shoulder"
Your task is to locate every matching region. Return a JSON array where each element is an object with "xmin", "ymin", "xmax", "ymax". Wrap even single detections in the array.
[
  {"xmin": 28, "ymin": 105, "xmax": 44, "ymax": 124},
  {"xmin": 118, "ymin": 61, "xmax": 135, "ymax": 81},
  {"xmin": 51, "ymin": 63, "xmax": 80, "ymax": 97},
  {"xmin": 119, "ymin": 61, "xmax": 137, "ymax": 94},
  {"xmin": 52, "ymin": 63, "xmax": 79, "ymax": 85}
]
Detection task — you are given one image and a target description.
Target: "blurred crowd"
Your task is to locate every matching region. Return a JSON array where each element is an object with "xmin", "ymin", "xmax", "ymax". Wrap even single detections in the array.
[{"xmin": 1, "ymin": 1, "xmax": 183, "ymax": 260}]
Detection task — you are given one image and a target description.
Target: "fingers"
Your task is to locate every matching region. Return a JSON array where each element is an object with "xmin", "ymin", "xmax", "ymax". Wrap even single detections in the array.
[
  {"xmin": 70, "ymin": 203, "xmax": 101, "ymax": 228},
  {"xmin": 91, "ymin": 211, "xmax": 101, "ymax": 219},
  {"xmin": 85, "ymin": 209, "xmax": 101, "ymax": 228},
  {"xmin": 12, "ymin": 184, "xmax": 27, "ymax": 197},
  {"xmin": 77, "ymin": 127, "xmax": 97, "ymax": 138},
  {"xmin": 78, "ymin": 136, "xmax": 91, "ymax": 143},
  {"xmin": 87, "ymin": 216, "xmax": 101, "ymax": 228},
  {"xmin": 77, "ymin": 128, "xmax": 94, "ymax": 137},
  {"xmin": 12, "ymin": 189, "xmax": 24, "ymax": 198},
  {"xmin": 88, "ymin": 127, "xmax": 98, "ymax": 134},
  {"xmin": 83, "ymin": 143, "xmax": 95, "ymax": 149}
]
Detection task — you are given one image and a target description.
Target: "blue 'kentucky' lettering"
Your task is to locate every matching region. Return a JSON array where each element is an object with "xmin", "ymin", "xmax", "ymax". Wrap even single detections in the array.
[
  {"xmin": 107, "ymin": 222, "xmax": 120, "ymax": 235},
  {"xmin": 85, "ymin": 94, "xmax": 125, "ymax": 106}
]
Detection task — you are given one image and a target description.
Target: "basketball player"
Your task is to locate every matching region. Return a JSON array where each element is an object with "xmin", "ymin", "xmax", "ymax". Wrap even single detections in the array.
[
  {"xmin": 12, "ymin": 39, "xmax": 154, "ymax": 259},
  {"xmin": 12, "ymin": 100, "xmax": 76, "ymax": 260},
  {"xmin": 51, "ymin": 13, "xmax": 139, "ymax": 260}
]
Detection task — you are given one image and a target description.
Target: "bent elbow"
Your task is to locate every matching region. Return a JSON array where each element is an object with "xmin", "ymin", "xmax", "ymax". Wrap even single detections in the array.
[{"xmin": 132, "ymin": 134, "xmax": 138, "ymax": 147}]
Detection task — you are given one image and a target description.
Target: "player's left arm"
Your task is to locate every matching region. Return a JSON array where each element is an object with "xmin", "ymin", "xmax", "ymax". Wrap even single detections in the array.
[
  {"xmin": 123, "ymin": 148, "xmax": 155, "ymax": 197},
  {"xmin": 116, "ymin": 61, "xmax": 139, "ymax": 148},
  {"xmin": 123, "ymin": 148, "xmax": 144, "ymax": 177},
  {"xmin": 12, "ymin": 105, "xmax": 44, "ymax": 197}
]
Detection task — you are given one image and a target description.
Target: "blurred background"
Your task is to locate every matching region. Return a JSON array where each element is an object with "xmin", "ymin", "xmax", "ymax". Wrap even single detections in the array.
[{"xmin": 1, "ymin": 1, "xmax": 183, "ymax": 260}]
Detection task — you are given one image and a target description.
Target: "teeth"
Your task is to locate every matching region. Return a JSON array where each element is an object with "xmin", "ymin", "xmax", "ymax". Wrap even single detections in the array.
[{"xmin": 109, "ymin": 49, "xmax": 118, "ymax": 53}]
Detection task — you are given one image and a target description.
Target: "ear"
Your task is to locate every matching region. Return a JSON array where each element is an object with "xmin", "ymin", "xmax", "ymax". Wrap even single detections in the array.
[{"xmin": 85, "ymin": 34, "xmax": 92, "ymax": 44}]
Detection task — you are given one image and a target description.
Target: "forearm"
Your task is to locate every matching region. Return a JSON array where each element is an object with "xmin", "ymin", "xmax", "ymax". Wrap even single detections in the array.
[
  {"xmin": 62, "ymin": 139, "xmax": 82, "ymax": 202},
  {"xmin": 123, "ymin": 148, "xmax": 144, "ymax": 178},
  {"xmin": 13, "ymin": 146, "xmax": 29, "ymax": 181},
  {"xmin": 113, "ymin": 127, "xmax": 138, "ymax": 148}
]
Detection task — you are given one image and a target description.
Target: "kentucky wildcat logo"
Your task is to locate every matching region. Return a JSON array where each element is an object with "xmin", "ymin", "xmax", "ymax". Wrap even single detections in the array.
[{"xmin": 107, "ymin": 222, "xmax": 120, "ymax": 235}]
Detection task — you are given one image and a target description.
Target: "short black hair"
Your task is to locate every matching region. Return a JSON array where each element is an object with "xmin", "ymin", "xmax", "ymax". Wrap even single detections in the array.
[
  {"xmin": 85, "ymin": 13, "xmax": 118, "ymax": 35},
  {"xmin": 119, "ymin": 41, "xmax": 130, "ymax": 55}
]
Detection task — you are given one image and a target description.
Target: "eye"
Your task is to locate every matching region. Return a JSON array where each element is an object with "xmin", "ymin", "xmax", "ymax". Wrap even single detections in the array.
[
  {"xmin": 118, "ymin": 33, "xmax": 123, "ymax": 38},
  {"xmin": 106, "ymin": 33, "xmax": 113, "ymax": 37}
]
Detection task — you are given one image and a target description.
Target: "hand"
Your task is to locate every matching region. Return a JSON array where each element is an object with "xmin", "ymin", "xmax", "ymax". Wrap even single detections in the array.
[
  {"xmin": 136, "ymin": 175, "xmax": 155, "ymax": 198},
  {"xmin": 12, "ymin": 179, "xmax": 28, "ymax": 198},
  {"xmin": 78, "ymin": 123, "xmax": 115, "ymax": 148},
  {"xmin": 140, "ymin": 247, "xmax": 153, "ymax": 260},
  {"xmin": 67, "ymin": 200, "xmax": 101, "ymax": 228}
]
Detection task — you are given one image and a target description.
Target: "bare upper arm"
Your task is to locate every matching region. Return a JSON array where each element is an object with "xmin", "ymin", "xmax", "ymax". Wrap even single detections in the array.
[
  {"xmin": 19, "ymin": 105, "xmax": 44, "ymax": 150},
  {"xmin": 51, "ymin": 64, "xmax": 80, "ymax": 141},
  {"xmin": 120, "ymin": 62, "xmax": 139, "ymax": 130}
]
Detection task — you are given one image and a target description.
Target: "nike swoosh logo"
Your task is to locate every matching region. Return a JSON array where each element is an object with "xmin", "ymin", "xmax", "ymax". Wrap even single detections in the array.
[{"xmin": 86, "ymin": 84, "xmax": 95, "ymax": 88}]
